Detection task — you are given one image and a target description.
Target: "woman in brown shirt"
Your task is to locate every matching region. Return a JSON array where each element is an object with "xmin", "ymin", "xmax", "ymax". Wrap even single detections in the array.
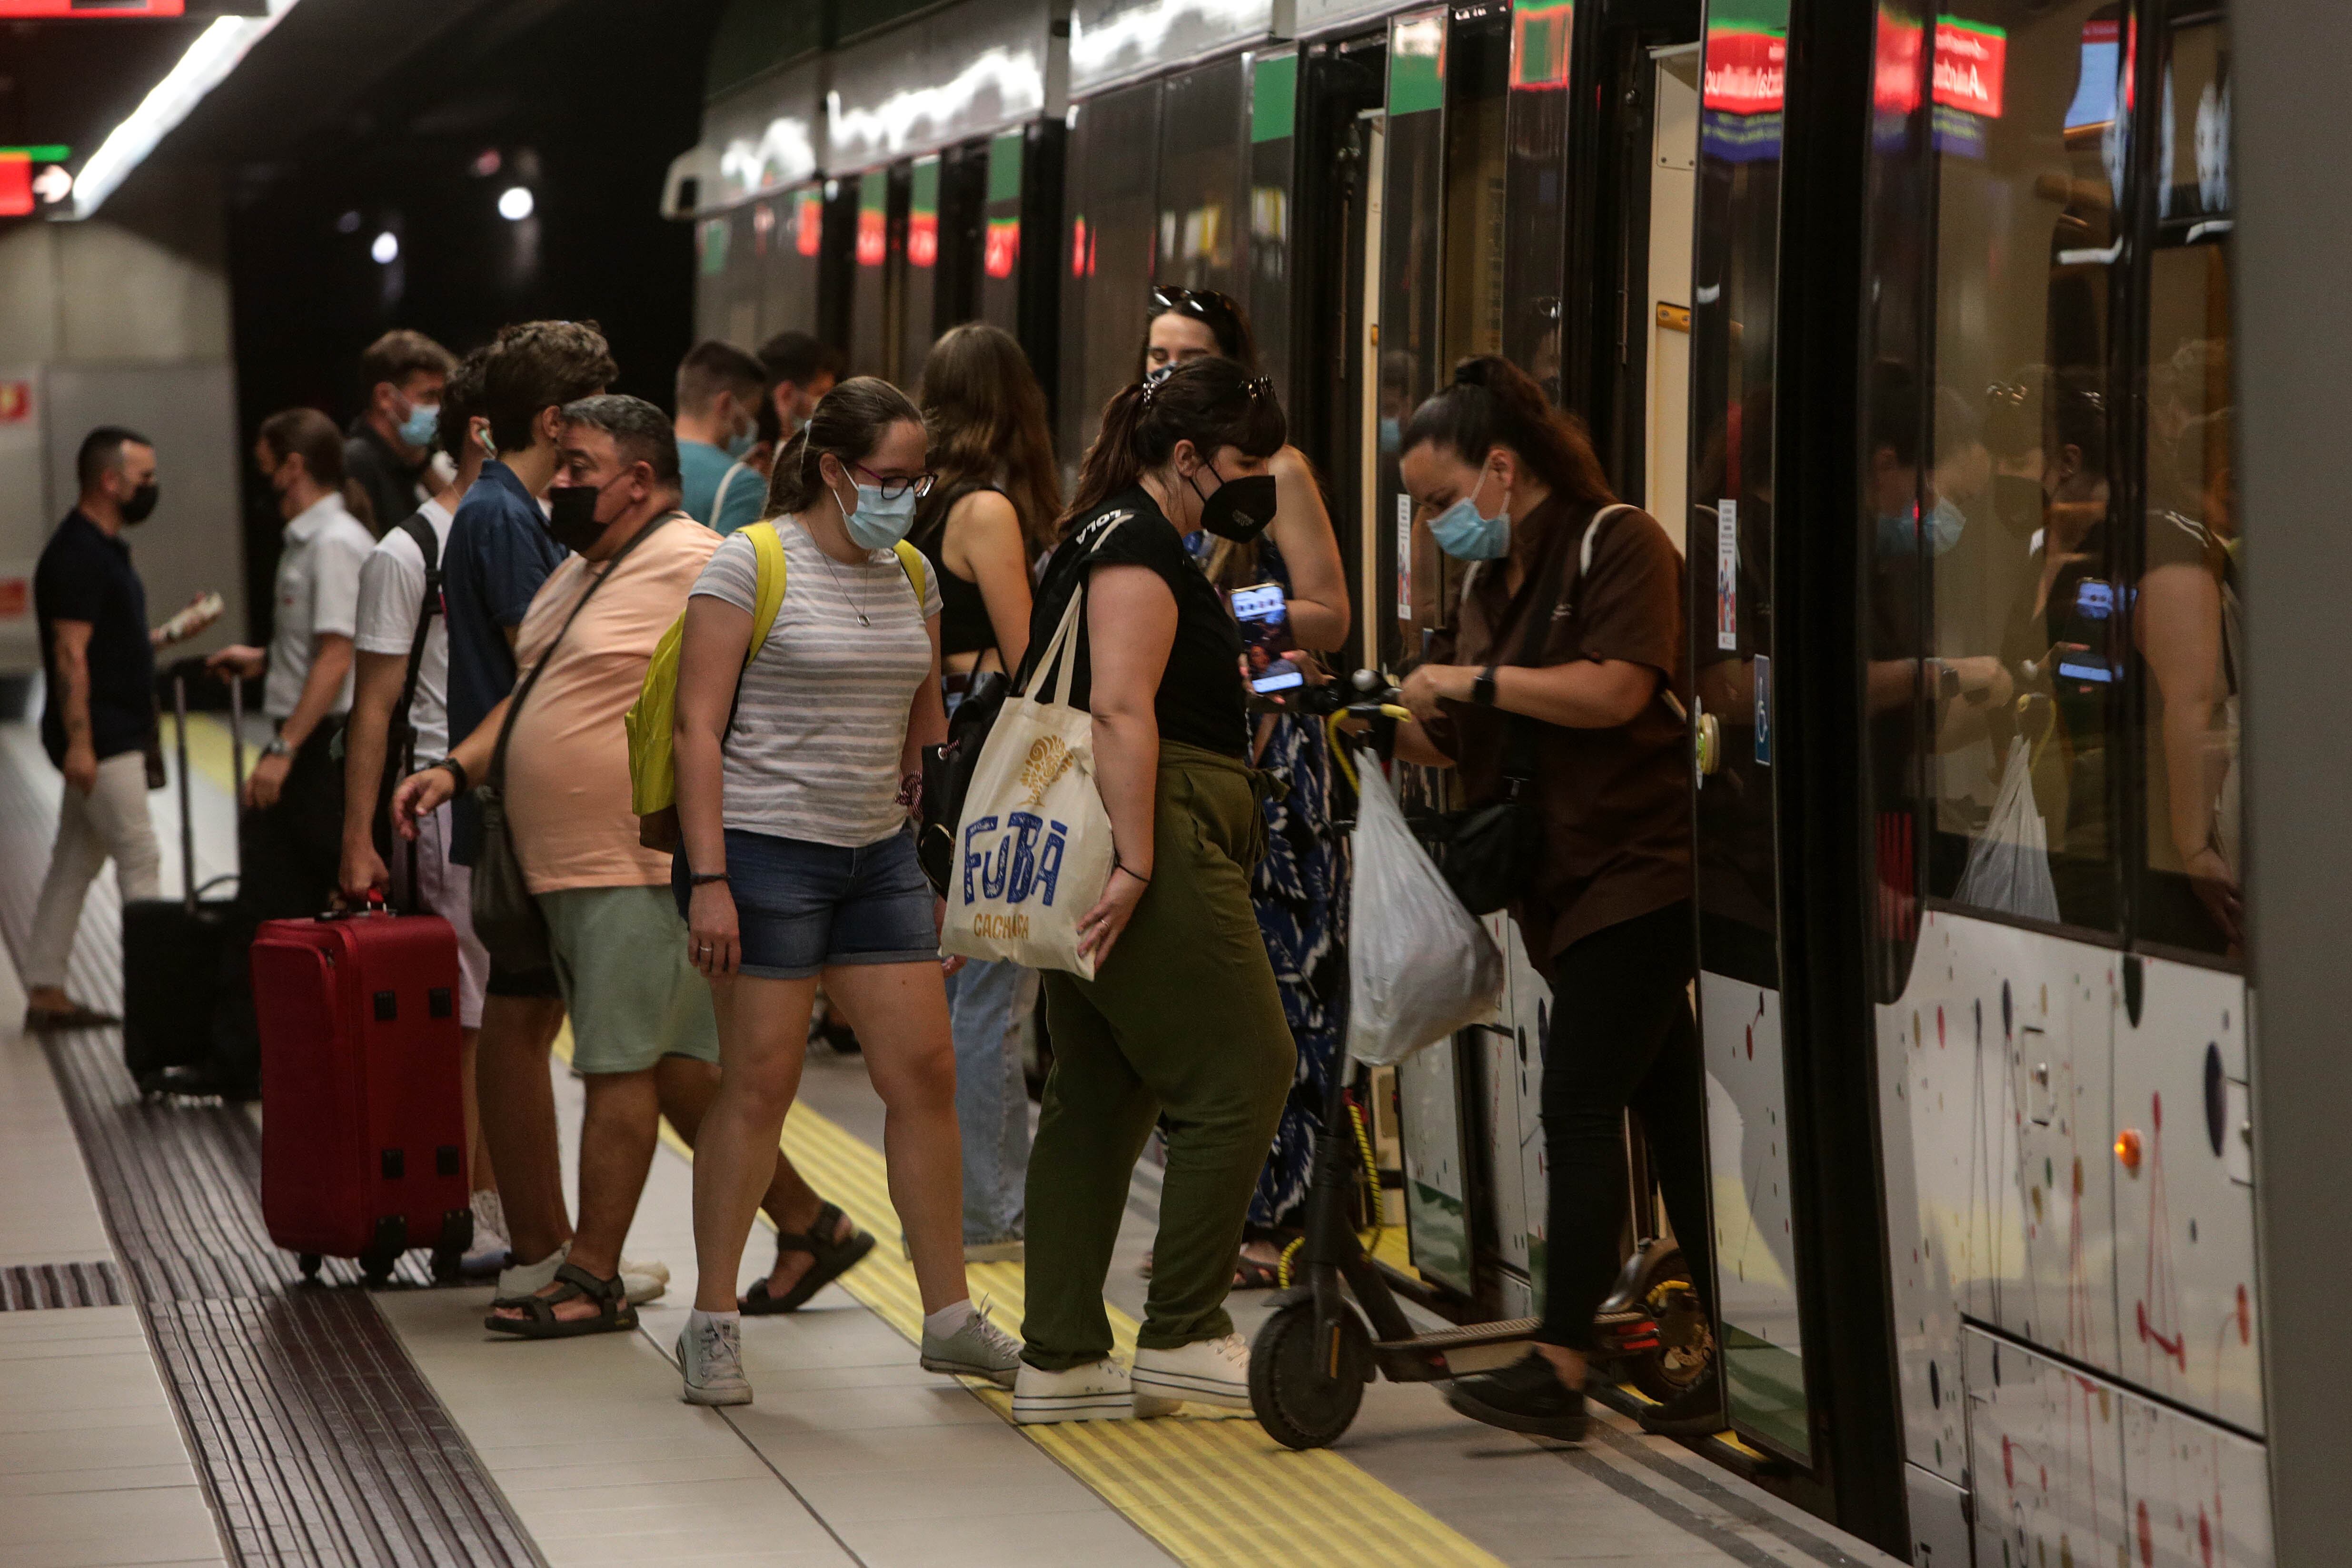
[{"xmin": 1387, "ymin": 357, "xmax": 1707, "ymax": 1442}]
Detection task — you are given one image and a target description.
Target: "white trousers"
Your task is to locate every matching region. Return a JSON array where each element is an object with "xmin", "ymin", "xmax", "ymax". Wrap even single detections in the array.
[{"xmin": 26, "ymin": 750, "xmax": 161, "ymax": 991}]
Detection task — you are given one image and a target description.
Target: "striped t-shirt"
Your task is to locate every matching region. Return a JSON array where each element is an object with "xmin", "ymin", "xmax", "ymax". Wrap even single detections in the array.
[{"xmin": 691, "ymin": 520, "xmax": 943, "ymax": 848}]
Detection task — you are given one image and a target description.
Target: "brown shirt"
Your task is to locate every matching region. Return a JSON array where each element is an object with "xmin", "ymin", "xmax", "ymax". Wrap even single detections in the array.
[{"xmin": 1423, "ymin": 494, "xmax": 1692, "ymax": 964}]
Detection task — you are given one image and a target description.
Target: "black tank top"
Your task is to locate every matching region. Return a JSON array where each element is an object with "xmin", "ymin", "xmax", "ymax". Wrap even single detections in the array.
[{"xmin": 911, "ymin": 480, "xmax": 1002, "ymax": 659}]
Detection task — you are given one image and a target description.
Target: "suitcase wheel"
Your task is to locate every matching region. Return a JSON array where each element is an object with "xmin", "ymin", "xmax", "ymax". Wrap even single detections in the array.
[
  {"xmin": 360, "ymin": 1248, "xmax": 398, "ymax": 1290},
  {"xmin": 298, "ymin": 1253, "xmax": 321, "ymax": 1283}
]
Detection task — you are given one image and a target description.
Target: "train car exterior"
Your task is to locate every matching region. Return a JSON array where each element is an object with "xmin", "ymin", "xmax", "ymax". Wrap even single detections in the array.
[{"xmin": 669, "ymin": 1, "xmax": 2344, "ymax": 1560}]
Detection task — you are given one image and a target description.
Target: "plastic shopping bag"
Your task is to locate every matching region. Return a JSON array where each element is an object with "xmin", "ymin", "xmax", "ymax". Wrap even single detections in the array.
[
  {"xmin": 938, "ymin": 586, "xmax": 1115, "ymax": 979},
  {"xmin": 1954, "ymin": 734, "xmax": 2061, "ymax": 924},
  {"xmin": 1346, "ymin": 752, "xmax": 1503, "ymax": 1066}
]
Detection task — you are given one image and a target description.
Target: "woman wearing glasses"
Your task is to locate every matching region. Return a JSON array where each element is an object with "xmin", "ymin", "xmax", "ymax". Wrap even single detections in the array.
[
  {"xmin": 1143, "ymin": 286, "xmax": 1352, "ymax": 1288},
  {"xmin": 669, "ymin": 377, "xmax": 1022, "ymax": 1407}
]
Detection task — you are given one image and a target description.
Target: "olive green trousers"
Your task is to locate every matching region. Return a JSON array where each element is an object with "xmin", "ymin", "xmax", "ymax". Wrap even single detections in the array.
[{"xmin": 1020, "ymin": 741, "xmax": 1297, "ymax": 1370}]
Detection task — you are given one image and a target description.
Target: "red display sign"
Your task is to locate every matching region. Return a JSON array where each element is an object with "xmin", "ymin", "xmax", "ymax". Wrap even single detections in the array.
[
  {"xmin": 794, "ymin": 192, "xmax": 823, "ymax": 258},
  {"xmin": 907, "ymin": 210, "xmax": 938, "ymax": 269},
  {"xmin": 1875, "ymin": 13, "xmax": 1925, "ymax": 115},
  {"xmin": 1071, "ymin": 218, "xmax": 1092, "ymax": 279},
  {"xmin": 0, "ymin": 382, "xmax": 29, "ymax": 422},
  {"xmin": 855, "ymin": 206, "xmax": 887, "ymax": 268},
  {"xmin": 1702, "ymin": 28, "xmax": 1785, "ymax": 115},
  {"xmin": 0, "ymin": 0, "xmax": 183, "ymax": 13},
  {"xmin": 1932, "ymin": 18, "xmax": 2007, "ymax": 119},
  {"xmin": 983, "ymin": 218, "xmax": 1020, "ymax": 280},
  {"xmin": 0, "ymin": 154, "xmax": 29, "ymax": 219}
]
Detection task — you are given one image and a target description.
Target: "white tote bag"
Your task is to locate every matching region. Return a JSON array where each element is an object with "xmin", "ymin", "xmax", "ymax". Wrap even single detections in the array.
[{"xmin": 939, "ymin": 585, "xmax": 1116, "ymax": 978}]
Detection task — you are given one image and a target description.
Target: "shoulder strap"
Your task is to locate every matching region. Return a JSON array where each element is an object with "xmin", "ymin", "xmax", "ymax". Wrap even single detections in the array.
[
  {"xmin": 710, "ymin": 464, "xmax": 745, "ymax": 527},
  {"xmin": 744, "ymin": 521, "xmax": 788, "ymax": 664},
  {"xmin": 891, "ymin": 538, "xmax": 929, "ymax": 607},
  {"xmin": 489, "ymin": 513, "xmax": 674, "ymax": 788},
  {"xmin": 388, "ymin": 513, "xmax": 444, "ymax": 775}
]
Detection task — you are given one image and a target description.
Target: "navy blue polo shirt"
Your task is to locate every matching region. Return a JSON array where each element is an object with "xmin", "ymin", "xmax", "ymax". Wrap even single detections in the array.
[
  {"xmin": 35, "ymin": 510, "xmax": 153, "ymax": 766},
  {"xmin": 442, "ymin": 459, "xmax": 566, "ymax": 862}
]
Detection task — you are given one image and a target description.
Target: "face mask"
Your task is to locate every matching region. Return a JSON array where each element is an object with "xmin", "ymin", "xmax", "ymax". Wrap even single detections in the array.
[
  {"xmin": 399, "ymin": 400, "xmax": 440, "ymax": 450},
  {"xmin": 1926, "ymin": 496, "xmax": 1966, "ymax": 556},
  {"xmin": 1191, "ymin": 466, "xmax": 1277, "ymax": 542},
  {"xmin": 837, "ymin": 480, "xmax": 919, "ymax": 551},
  {"xmin": 1428, "ymin": 465, "xmax": 1510, "ymax": 561},
  {"xmin": 1145, "ymin": 363, "xmax": 1175, "ymax": 387},
  {"xmin": 121, "ymin": 482, "xmax": 159, "ymax": 526},
  {"xmin": 546, "ymin": 479, "xmax": 613, "ymax": 553},
  {"xmin": 725, "ymin": 424, "xmax": 757, "ymax": 461},
  {"xmin": 1378, "ymin": 416, "xmax": 1401, "ymax": 453}
]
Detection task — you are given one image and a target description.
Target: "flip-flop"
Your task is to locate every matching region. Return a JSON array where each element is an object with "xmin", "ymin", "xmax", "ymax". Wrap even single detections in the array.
[{"xmin": 741, "ymin": 1201, "xmax": 876, "ymax": 1315}]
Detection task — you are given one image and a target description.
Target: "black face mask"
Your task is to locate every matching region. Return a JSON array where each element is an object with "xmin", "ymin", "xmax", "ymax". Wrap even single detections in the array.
[
  {"xmin": 1992, "ymin": 474, "xmax": 2045, "ymax": 537},
  {"xmin": 546, "ymin": 482, "xmax": 608, "ymax": 554},
  {"xmin": 1193, "ymin": 468, "xmax": 1278, "ymax": 543},
  {"xmin": 121, "ymin": 483, "xmax": 159, "ymax": 525}
]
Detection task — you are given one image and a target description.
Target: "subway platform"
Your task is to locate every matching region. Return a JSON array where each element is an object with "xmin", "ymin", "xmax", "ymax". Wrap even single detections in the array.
[{"xmin": 0, "ymin": 710, "xmax": 1895, "ymax": 1568}]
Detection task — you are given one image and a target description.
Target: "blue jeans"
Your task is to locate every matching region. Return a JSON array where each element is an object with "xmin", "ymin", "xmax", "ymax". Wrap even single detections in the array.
[{"xmin": 944, "ymin": 957, "xmax": 1036, "ymax": 1245}]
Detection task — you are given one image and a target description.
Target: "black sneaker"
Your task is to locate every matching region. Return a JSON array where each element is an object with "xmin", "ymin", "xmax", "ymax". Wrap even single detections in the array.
[
  {"xmin": 1444, "ymin": 1351, "xmax": 1589, "ymax": 1440},
  {"xmin": 1636, "ymin": 1368, "xmax": 1725, "ymax": 1438}
]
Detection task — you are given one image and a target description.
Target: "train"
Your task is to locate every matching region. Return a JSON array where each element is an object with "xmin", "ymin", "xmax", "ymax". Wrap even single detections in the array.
[{"xmin": 668, "ymin": 1, "xmax": 2314, "ymax": 1563}]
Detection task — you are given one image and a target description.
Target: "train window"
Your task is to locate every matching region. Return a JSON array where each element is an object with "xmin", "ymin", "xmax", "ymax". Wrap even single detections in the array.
[
  {"xmin": 1378, "ymin": 9, "xmax": 1449, "ymax": 668},
  {"xmin": 758, "ymin": 184, "xmax": 824, "ymax": 340},
  {"xmin": 899, "ymin": 155, "xmax": 943, "ymax": 386},
  {"xmin": 1058, "ymin": 80, "xmax": 1162, "ymax": 479},
  {"xmin": 2131, "ymin": 14, "xmax": 2238, "ymax": 962},
  {"xmin": 978, "ymin": 130, "xmax": 1025, "ymax": 337},
  {"xmin": 1501, "ymin": 0, "xmax": 1575, "ymax": 406},
  {"xmin": 1158, "ymin": 59, "xmax": 1248, "ymax": 309},
  {"xmin": 847, "ymin": 167, "xmax": 903, "ymax": 382},
  {"xmin": 1914, "ymin": 0, "xmax": 2130, "ymax": 941},
  {"xmin": 1246, "ymin": 50, "xmax": 1297, "ymax": 409}
]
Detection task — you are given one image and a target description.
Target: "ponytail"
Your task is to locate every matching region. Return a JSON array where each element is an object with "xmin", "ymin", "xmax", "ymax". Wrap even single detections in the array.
[
  {"xmin": 1400, "ymin": 355, "xmax": 1614, "ymax": 509},
  {"xmin": 1062, "ymin": 357, "xmax": 1286, "ymax": 533}
]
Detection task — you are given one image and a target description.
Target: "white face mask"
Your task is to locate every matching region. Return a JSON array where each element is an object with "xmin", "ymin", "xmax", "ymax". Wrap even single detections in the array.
[{"xmin": 838, "ymin": 481, "xmax": 918, "ymax": 550}]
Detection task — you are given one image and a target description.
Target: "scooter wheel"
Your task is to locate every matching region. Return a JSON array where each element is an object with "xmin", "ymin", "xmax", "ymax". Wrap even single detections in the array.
[{"xmin": 1250, "ymin": 1299, "xmax": 1371, "ymax": 1451}]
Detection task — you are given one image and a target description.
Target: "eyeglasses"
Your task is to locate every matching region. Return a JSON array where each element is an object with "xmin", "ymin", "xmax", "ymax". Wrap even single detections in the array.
[
  {"xmin": 852, "ymin": 461, "xmax": 935, "ymax": 501},
  {"xmin": 1151, "ymin": 284, "xmax": 1243, "ymax": 337}
]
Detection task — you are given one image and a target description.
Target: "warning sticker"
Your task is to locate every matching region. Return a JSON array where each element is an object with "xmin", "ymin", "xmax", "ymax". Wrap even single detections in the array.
[
  {"xmin": 1396, "ymin": 493, "xmax": 1414, "ymax": 622},
  {"xmin": 1716, "ymin": 500, "xmax": 1738, "ymax": 651}
]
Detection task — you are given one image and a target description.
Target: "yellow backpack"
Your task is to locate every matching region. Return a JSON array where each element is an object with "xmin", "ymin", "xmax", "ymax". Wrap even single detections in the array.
[{"xmin": 627, "ymin": 520, "xmax": 927, "ymax": 849}]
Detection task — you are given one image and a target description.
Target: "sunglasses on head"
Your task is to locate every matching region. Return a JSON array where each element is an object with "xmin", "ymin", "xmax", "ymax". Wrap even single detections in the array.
[{"xmin": 1151, "ymin": 285, "xmax": 1243, "ymax": 334}]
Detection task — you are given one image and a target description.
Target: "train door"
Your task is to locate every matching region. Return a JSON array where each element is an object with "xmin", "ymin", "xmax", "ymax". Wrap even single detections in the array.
[
  {"xmin": 1056, "ymin": 78, "xmax": 1162, "ymax": 478},
  {"xmin": 897, "ymin": 155, "xmax": 944, "ymax": 384},
  {"xmin": 761, "ymin": 183, "xmax": 825, "ymax": 339},
  {"xmin": 845, "ymin": 165, "xmax": 906, "ymax": 382},
  {"xmin": 1643, "ymin": 47, "xmax": 1698, "ymax": 552}
]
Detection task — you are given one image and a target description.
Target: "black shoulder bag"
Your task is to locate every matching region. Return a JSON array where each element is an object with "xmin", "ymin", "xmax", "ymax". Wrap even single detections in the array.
[
  {"xmin": 471, "ymin": 516, "xmax": 672, "ymax": 972},
  {"xmin": 1426, "ymin": 503, "xmax": 1633, "ymax": 916}
]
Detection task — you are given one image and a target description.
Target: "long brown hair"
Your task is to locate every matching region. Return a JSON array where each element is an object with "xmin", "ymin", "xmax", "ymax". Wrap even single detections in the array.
[
  {"xmin": 1400, "ymin": 355, "xmax": 1615, "ymax": 510},
  {"xmin": 915, "ymin": 323, "xmax": 1061, "ymax": 557},
  {"xmin": 765, "ymin": 376, "xmax": 921, "ymax": 518},
  {"xmin": 1063, "ymin": 357, "xmax": 1286, "ymax": 532}
]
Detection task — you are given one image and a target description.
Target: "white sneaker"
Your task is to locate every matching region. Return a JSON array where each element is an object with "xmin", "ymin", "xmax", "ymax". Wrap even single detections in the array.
[
  {"xmin": 1131, "ymin": 1332, "xmax": 1252, "ymax": 1415},
  {"xmin": 462, "ymin": 1191, "xmax": 511, "ymax": 1278},
  {"xmin": 678, "ymin": 1316, "xmax": 751, "ymax": 1407},
  {"xmin": 1012, "ymin": 1357, "xmax": 1136, "ymax": 1424},
  {"xmin": 919, "ymin": 1300, "xmax": 1023, "ymax": 1388}
]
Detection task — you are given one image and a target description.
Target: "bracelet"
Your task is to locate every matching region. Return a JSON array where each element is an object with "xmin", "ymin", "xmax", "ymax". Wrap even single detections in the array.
[
  {"xmin": 1115, "ymin": 859, "xmax": 1151, "ymax": 886},
  {"xmin": 690, "ymin": 872, "xmax": 730, "ymax": 887},
  {"xmin": 435, "ymin": 756, "xmax": 470, "ymax": 796}
]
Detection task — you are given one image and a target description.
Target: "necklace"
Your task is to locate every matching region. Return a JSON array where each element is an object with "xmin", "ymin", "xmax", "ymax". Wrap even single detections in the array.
[{"xmin": 814, "ymin": 545, "xmax": 870, "ymax": 626}]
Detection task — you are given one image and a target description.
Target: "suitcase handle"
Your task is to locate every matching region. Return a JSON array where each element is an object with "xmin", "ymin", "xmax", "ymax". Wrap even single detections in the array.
[{"xmin": 316, "ymin": 890, "xmax": 390, "ymax": 922}]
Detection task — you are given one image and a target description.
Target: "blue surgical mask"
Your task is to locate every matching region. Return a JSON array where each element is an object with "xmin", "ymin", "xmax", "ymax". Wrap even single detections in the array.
[
  {"xmin": 1926, "ymin": 496, "xmax": 1966, "ymax": 556},
  {"xmin": 724, "ymin": 426, "xmax": 757, "ymax": 460},
  {"xmin": 838, "ymin": 482, "xmax": 919, "ymax": 551},
  {"xmin": 399, "ymin": 400, "xmax": 440, "ymax": 449},
  {"xmin": 1427, "ymin": 466, "xmax": 1510, "ymax": 561},
  {"xmin": 1876, "ymin": 500, "xmax": 1967, "ymax": 558}
]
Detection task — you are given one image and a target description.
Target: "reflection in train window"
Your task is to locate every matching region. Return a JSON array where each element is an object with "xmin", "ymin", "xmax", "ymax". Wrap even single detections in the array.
[
  {"xmin": 1376, "ymin": 10, "xmax": 1447, "ymax": 668},
  {"xmin": 1158, "ymin": 60, "xmax": 1246, "ymax": 308},
  {"xmin": 1058, "ymin": 81, "xmax": 1162, "ymax": 481},
  {"xmin": 1246, "ymin": 50, "xmax": 1296, "ymax": 411},
  {"xmin": 759, "ymin": 185, "xmax": 824, "ymax": 341},
  {"xmin": 1919, "ymin": 0, "xmax": 2125, "ymax": 939},
  {"xmin": 847, "ymin": 167, "xmax": 903, "ymax": 382},
  {"xmin": 2134, "ymin": 17, "xmax": 2238, "ymax": 962}
]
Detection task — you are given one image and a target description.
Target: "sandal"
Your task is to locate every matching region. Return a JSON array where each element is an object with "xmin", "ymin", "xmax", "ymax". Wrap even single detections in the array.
[
  {"xmin": 485, "ymin": 1261, "xmax": 638, "ymax": 1339},
  {"xmin": 1232, "ymin": 1252, "xmax": 1284, "ymax": 1290},
  {"xmin": 740, "ymin": 1201, "xmax": 877, "ymax": 1315}
]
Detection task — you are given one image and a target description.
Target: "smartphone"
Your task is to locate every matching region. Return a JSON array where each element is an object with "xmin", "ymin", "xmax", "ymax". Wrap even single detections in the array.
[{"xmin": 1231, "ymin": 581, "xmax": 1304, "ymax": 694}]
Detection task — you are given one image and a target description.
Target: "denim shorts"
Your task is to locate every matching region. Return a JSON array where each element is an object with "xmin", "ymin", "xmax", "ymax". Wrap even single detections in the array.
[{"xmin": 674, "ymin": 826, "xmax": 939, "ymax": 980}]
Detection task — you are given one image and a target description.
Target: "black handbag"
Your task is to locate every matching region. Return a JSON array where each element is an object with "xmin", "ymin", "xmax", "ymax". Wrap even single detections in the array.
[
  {"xmin": 1425, "ymin": 503, "xmax": 1633, "ymax": 916},
  {"xmin": 917, "ymin": 670, "xmax": 1010, "ymax": 896},
  {"xmin": 471, "ymin": 516, "xmax": 672, "ymax": 973}
]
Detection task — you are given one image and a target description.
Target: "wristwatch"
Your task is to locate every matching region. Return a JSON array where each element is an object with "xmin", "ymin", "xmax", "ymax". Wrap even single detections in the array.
[
  {"xmin": 1471, "ymin": 666, "xmax": 1500, "ymax": 708},
  {"xmin": 261, "ymin": 737, "xmax": 292, "ymax": 759}
]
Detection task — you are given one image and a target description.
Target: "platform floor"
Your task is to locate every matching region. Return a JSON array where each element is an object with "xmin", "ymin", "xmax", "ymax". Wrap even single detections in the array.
[{"xmin": 0, "ymin": 712, "xmax": 1900, "ymax": 1568}]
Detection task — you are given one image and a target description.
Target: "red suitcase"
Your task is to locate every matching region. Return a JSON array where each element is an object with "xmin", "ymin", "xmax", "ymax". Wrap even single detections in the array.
[{"xmin": 251, "ymin": 904, "xmax": 474, "ymax": 1285}]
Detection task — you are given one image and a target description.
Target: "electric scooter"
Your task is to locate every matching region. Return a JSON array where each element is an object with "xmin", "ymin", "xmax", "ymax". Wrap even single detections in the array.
[{"xmin": 1247, "ymin": 710, "xmax": 1712, "ymax": 1449}]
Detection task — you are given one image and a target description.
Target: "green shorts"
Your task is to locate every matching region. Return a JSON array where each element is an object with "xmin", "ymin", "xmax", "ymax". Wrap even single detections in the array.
[{"xmin": 538, "ymin": 884, "xmax": 721, "ymax": 1076}]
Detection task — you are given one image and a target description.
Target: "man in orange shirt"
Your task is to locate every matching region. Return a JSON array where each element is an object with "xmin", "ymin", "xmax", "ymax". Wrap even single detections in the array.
[{"xmin": 396, "ymin": 396, "xmax": 873, "ymax": 1336}]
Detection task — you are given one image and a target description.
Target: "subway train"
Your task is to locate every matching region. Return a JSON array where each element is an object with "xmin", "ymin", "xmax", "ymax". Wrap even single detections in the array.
[{"xmin": 668, "ymin": 0, "xmax": 2304, "ymax": 1561}]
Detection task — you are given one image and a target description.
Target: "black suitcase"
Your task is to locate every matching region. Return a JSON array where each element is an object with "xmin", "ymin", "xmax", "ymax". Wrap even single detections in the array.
[{"xmin": 122, "ymin": 668, "xmax": 243, "ymax": 1091}]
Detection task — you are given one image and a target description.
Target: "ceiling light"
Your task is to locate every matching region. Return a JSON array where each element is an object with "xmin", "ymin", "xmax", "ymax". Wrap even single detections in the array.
[
  {"xmin": 497, "ymin": 185, "xmax": 534, "ymax": 222},
  {"xmin": 69, "ymin": 0, "xmax": 305, "ymax": 221},
  {"xmin": 370, "ymin": 230, "xmax": 399, "ymax": 265}
]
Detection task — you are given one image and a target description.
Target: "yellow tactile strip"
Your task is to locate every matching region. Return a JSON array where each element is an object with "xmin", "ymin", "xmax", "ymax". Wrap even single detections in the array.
[{"xmin": 551, "ymin": 1020, "xmax": 1504, "ymax": 1568}]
